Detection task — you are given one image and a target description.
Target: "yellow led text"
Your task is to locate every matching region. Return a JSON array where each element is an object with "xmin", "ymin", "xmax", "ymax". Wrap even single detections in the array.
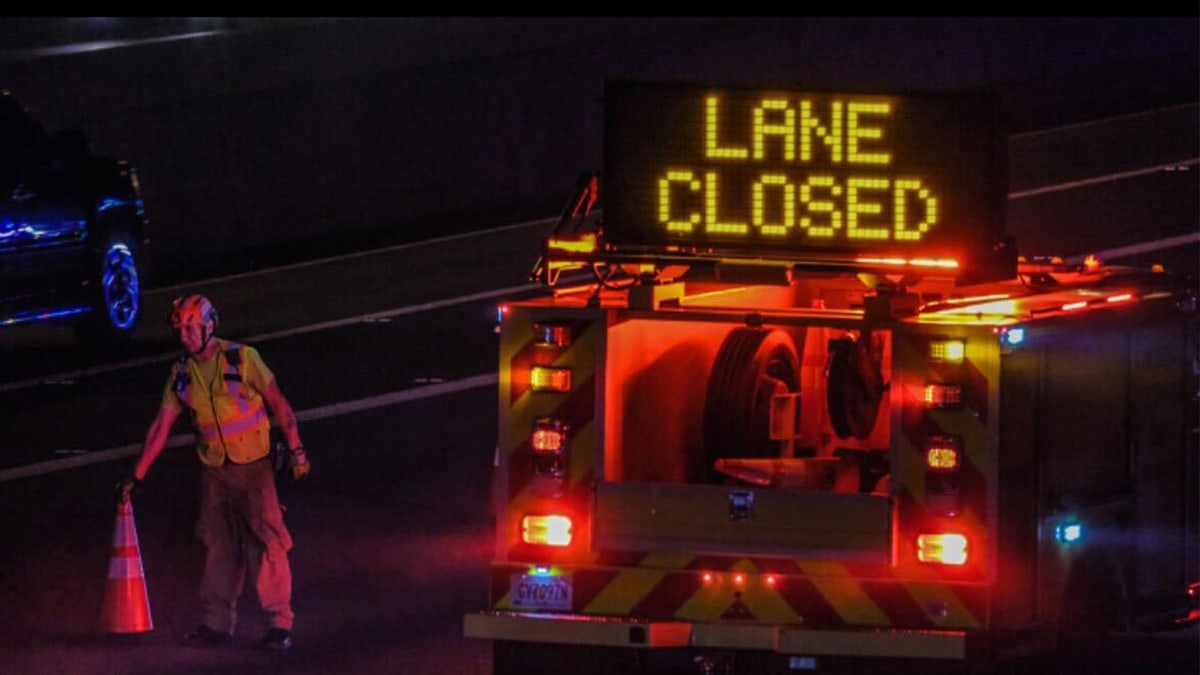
[
  {"xmin": 657, "ymin": 170, "xmax": 938, "ymax": 240},
  {"xmin": 705, "ymin": 95, "xmax": 893, "ymax": 165},
  {"xmin": 665, "ymin": 94, "xmax": 936, "ymax": 242}
]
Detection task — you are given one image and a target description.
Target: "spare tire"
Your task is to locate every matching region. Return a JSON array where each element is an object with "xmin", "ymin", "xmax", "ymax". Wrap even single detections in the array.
[{"xmin": 702, "ymin": 327, "xmax": 801, "ymax": 482}]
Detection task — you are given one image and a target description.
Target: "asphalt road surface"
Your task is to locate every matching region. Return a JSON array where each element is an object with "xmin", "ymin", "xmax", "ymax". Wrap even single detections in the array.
[
  {"xmin": 0, "ymin": 219, "xmax": 553, "ymax": 675},
  {"xmin": 0, "ymin": 218, "xmax": 1196, "ymax": 675}
]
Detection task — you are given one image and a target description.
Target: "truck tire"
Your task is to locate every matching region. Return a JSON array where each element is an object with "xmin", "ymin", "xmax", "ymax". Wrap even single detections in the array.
[
  {"xmin": 703, "ymin": 327, "xmax": 801, "ymax": 483},
  {"xmin": 75, "ymin": 228, "xmax": 142, "ymax": 344}
]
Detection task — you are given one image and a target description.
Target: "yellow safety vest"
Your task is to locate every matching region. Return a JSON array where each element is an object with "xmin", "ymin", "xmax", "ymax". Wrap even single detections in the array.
[{"xmin": 169, "ymin": 340, "xmax": 271, "ymax": 466}]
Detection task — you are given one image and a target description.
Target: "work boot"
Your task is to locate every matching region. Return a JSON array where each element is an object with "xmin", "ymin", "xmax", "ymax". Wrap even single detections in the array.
[
  {"xmin": 260, "ymin": 628, "xmax": 293, "ymax": 650},
  {"xmin": 181, "ymin": 624, "xmax": 230, "ymax": 647}
]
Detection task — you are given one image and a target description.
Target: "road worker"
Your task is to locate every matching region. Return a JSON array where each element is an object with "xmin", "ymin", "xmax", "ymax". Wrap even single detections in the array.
[{"xmin": 117, "ymin": 293, "xmax": 310, "ymax": 650}]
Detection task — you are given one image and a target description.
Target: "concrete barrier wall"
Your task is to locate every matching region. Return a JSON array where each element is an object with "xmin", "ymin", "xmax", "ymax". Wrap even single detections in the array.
[{"xmin": 0, "ymin": 18, "xmax": 1194, "ymax": 284}]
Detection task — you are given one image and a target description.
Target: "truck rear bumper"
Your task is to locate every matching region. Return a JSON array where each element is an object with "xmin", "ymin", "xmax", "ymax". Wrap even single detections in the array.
[{"xmin": 464, "ymin": 611, "xmax": 968, "ymax": 660}]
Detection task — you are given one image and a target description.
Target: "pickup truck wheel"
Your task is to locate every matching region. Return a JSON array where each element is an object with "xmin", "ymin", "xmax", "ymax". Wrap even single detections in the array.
[
  {"xmin": 76, "ymin": 232, "xmax": 141, "ymax": 343},
  {"xmin": 703, "ymin": 327, "xmax": 801, "ymax": 482}
]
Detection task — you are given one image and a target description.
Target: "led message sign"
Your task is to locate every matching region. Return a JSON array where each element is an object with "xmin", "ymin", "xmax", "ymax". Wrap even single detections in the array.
[{"xmin": 602, "ymin": 82, "xmax": 1006, "ymax": 268}]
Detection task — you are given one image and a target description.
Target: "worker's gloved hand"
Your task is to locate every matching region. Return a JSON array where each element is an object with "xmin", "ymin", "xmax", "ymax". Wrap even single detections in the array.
[
  {"xmin": 289, "ymin": 446, "xmax": 311, "ymax": 480},
  {"xmin": 115, "ymin": 476, "xmax": 141, "ymax": 502}
]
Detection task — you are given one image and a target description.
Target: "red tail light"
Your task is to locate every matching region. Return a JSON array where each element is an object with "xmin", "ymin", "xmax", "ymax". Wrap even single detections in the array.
[
  {"xmin": 917, "ymin": 533, "xmax": 968, "ymax": 565},
  {"xmin": 522, "ymin": 515, "xmax": 573, "ymax": 547}
]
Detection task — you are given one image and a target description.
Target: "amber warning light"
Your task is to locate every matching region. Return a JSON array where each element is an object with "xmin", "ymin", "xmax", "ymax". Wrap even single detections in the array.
[{"xmin": 602, "ymin": 81, "xmax": 1008, "ymax": 277}]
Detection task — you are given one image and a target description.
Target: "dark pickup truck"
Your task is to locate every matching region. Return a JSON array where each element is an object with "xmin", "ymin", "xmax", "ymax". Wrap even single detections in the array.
[{"xmin": 0, "ymin": 89, "xmax": 149, "ymax": 342}]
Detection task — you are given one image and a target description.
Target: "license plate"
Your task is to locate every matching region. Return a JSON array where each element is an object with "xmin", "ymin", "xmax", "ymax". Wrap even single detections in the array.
[{"xmin": 510, "ymin": 573, "xmax": 572, "ymax": 611}]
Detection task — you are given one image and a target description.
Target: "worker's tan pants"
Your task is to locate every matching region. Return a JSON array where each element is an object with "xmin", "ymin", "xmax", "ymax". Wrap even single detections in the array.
[{"xmin": 196, "ymin": 458, "xmax": 295, "ymax": 633}]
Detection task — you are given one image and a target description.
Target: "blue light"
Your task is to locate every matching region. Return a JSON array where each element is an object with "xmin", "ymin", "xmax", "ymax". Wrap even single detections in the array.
[
  {"xmin": 1001, "ymin": 326, "xmax": 1025, "ymax": 346},
  {"xmin": 788, "ymin": 656, "xmax": 818, "ymax": 670},
  {"xmin": 1, "ymin": 305, "xmax": 90, "ymax": 326},
  {"xmin": 1056, "ymin": 522, "xmax": 1083, "ymax": 544}
]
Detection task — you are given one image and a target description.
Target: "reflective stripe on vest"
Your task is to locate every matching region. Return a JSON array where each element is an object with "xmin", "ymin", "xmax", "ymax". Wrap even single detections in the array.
[{"xmin": 179, "ymin": 343, "xmax": 269, "ymax": 449}]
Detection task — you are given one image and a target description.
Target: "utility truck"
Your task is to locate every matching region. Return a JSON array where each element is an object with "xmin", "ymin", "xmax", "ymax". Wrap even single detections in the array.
[{"xmin": 464, "ymin": 81, "xmax": 1198, "ymax": 674}]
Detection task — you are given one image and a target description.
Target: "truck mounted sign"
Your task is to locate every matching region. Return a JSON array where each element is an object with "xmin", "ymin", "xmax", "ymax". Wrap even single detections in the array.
[{"xmin": 602, "ymin": 81, "xmax": 1006, "ymax": 271}]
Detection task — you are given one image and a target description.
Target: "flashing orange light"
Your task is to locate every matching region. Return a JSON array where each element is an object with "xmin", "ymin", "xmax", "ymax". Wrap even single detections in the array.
[
  {"xmin": 909, "ymin": 258, "xmax": 959, "ymax": 269},
  {"xmin": 547, "ymin": 233, "xmax": 598, "ymax": 254},
  {"xmin": 1083, "ymin": 254, "xmax": 1101, "ymax": 270},
  {"xmin": 1061, "ymin": 301, "xmax": 1088, "ymax": 311},
  {"xmin": 531, "ymin": 424, "xmax": 567, "ymax": 453},
  {"xmin": 522, "ymin": 515, "xmax": 573, "ymax": 546},
  {"xmin": 929, "ymin": 339, "xmax": 965, "ymax": 363},
  {"xmin": 530, "ymin": 366, "xmax": 572, "ymax": 392},
  {"xmin": 547, "ymin": 260, "xmax": 588, "ymax": 274},
  {"xmin": 1106, "ymin": 293, "xmax": 1133, "ymax": 304},
  {"xmin": 856, "ymin": 255, "xmax": 959, "ymax": 269},
  {"xmin": 925, "ymin": 435, "xmax": 962, "ymax": 470},
  {"xmin": 923, "ymin": 384, "xmax": 962, "ymax": 408},
  {"xmin": 937, "ymin": 293, "xmax": 1011, "ymax": 308},
  {"xmin": 917, "ymin": 533, "xmax": 968, "ymax": 565},
  {"xmin": 926, "ymin": 446, "xmax": 960, "ymax": 471}
]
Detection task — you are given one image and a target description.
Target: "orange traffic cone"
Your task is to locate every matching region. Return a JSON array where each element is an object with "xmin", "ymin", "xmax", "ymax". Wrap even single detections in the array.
[{"xmin": 99, "ymin": 496, "xmax": 153, "ymax": 634}]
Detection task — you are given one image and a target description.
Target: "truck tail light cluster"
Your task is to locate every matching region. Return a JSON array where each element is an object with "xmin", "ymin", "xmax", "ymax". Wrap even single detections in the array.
[
  {"xmin": 915, "ymin": 337, "xmax": 970, "ymax": 566},
  {"xmin": 521, "ymin": 322, "xmax": 577, "ymax": 549}
]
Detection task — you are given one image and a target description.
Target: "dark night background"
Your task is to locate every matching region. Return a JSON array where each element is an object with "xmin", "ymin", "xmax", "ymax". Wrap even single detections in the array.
[
  {"xmin": 0, "ymin": 17, "xmax": 1195, "ymax": 675},
  {"xmin": 0, "ymin": 17, "xmax": 1195, "ymax": 285}
]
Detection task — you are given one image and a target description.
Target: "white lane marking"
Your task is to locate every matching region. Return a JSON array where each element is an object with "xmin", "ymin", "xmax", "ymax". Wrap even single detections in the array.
[
  {"xmin": 0, "ymin": 283, "xmax": 535, "ymax": 395},
  {"xmin": 1064, "ymin": 232, "xmax": 1200, "ymax": 264},
  {"xmin": 0, "ymin": 351, "xmax": 187, "ymax": 396},
  {"xmin": 153, "ymin": 217, "xmax": 554, "ymax": 293},
  {"xmin": 1007, "ymin": 157, "xmax": 1198, "ymax": 200},
  {"xmin": 1008, "ymin": 104, "xmax": 1199, "ymax": 140},
  {"xmin": 0, "ymin": 372, "xmax": 498, "ymax": 483},
  {"xmin": 246, "ymin": 284, "xmax": 540, "ymax": 343}
]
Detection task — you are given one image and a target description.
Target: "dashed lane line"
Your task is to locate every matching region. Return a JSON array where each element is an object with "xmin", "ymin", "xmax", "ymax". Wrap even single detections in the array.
[
  {"xmin": 0, "ymin": 372, "xmax": 497, "ymax": 483},
  {"xmin": 0, "ymin": 283, "xmax": 536, "ymax": 395}
]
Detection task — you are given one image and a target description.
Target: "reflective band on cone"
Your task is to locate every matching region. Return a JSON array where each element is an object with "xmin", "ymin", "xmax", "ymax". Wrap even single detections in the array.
[{"xmin": 99, "ymin": 498, "xmax": 153, "ymax": 634}]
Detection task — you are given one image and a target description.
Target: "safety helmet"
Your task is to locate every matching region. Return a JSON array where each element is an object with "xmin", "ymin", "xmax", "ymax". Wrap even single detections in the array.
[{"xmin": 168, "ymin": 294, "xmax": 218, "ymax": 329}]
